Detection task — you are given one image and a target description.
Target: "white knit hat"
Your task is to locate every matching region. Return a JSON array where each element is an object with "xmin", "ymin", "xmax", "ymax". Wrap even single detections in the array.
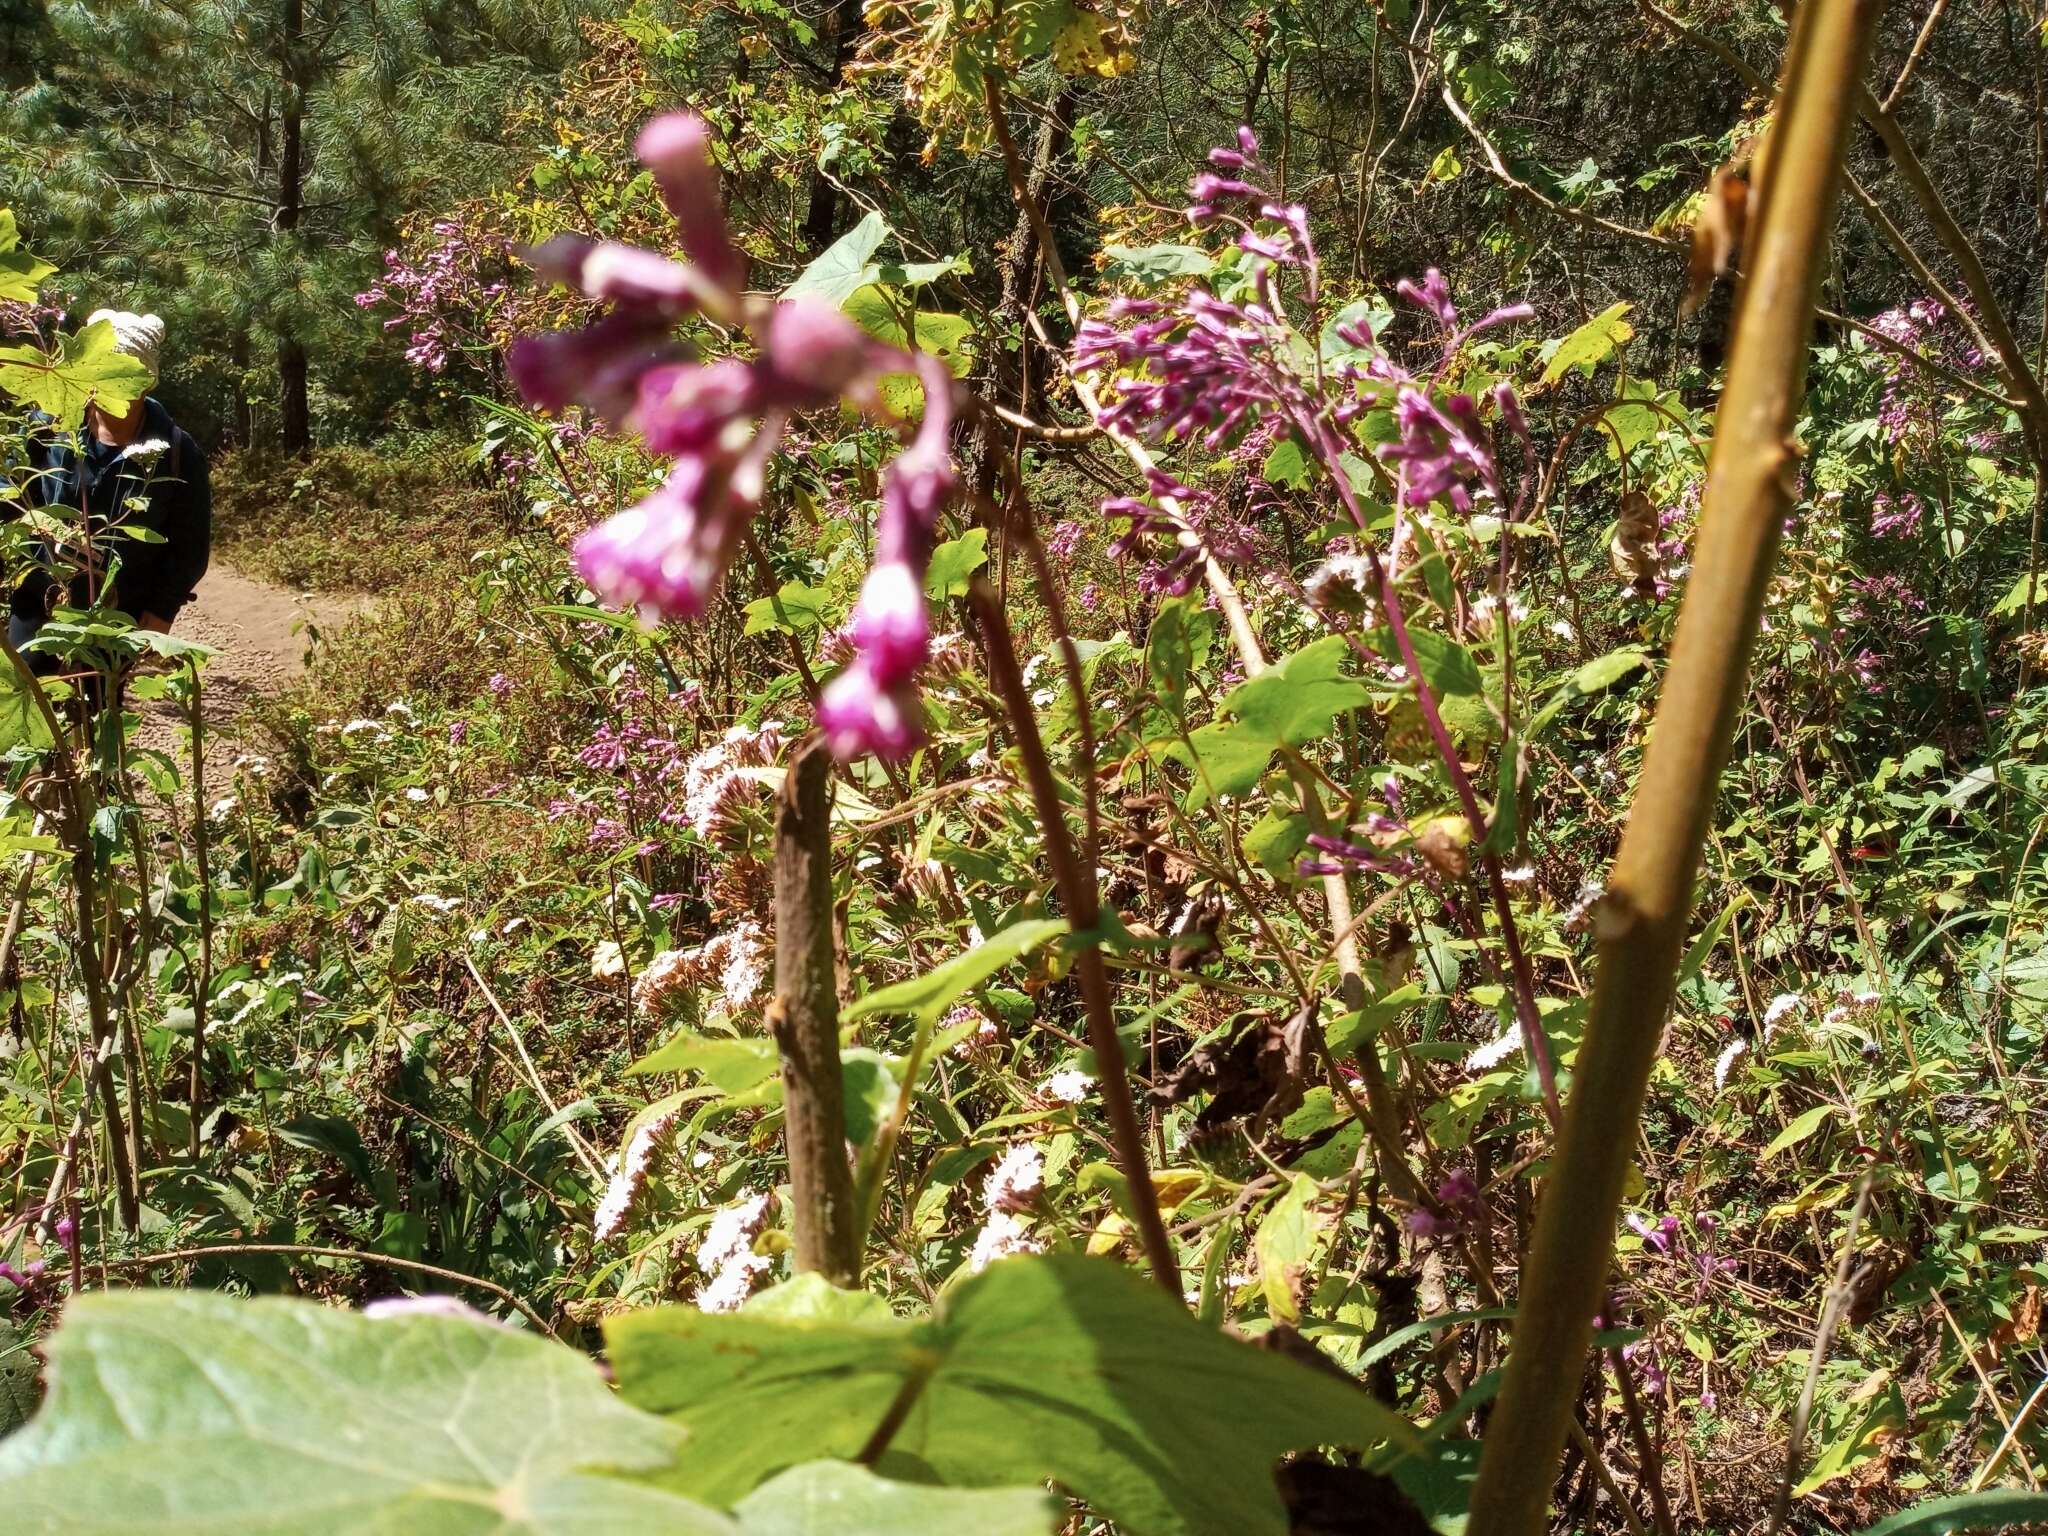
[{"xmin": 85, "ymin": 309, "xmax": 165, "ymax": 387}]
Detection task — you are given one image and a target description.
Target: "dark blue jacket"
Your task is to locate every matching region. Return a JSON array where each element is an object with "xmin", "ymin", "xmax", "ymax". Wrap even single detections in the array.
[{"xmin": 13, "ymin": 397, "xmax": 211, "ymax": 630}]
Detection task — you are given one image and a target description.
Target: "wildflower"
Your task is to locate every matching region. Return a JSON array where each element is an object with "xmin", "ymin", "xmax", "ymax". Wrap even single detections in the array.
[
  {"xmin": 1041, "ymin": 1069, "xmax": 1093, "ymax": 1104},
  {"xmin": 693, "ymin": 1187, "xmax": 774, "ymax": 1311},
  {"xmin": 404, "ymin": 787, "xmax": 429, "ymax": 803},
  {"xmin": 508, "ymin": 112, "xmax": 958, "ymax": 760},
  {"xmin": 1713, "ymin": 1036, "xmax": 1748, "ymax": 1087},
  {"xmin": 448, "ymin": 720, "xmax": 469, "ymax": 746},
  {"xmin": 488, "ymin": 672, "xmax": 513, "ymax": 697},
  {"xmin": 633, "ymin": 922, "xmax": 770, "ymax": 1015},
  {"xmin": 968, "ymin": 1208, "xmax": 1043, "ymax": 1271},
  {"xmin": 409, "ymin": 893, "xmax": 462, "ymax": 916},
  {"xmin": 1761, "ymin": 992, "xmax": 1802, "ymax": 1034},
  {"xmin": 593, "ymin": 1108, "xmax": 682, "ymax": 1241},
  {"xmin": 1465, "ymin": 1029, "xmax": 1522, "ymax": 1072},
  {"xmin": 1627, "ymin": 1212, "xmax": 1681, "ymax": 1256},
  {"xmin": 1382, "ymin": 388, "xmax": 1501, "ymax": 513},
  {"xmin": 983, "ymin": 1143, "xmax": 1045, "ymax": 1212}
]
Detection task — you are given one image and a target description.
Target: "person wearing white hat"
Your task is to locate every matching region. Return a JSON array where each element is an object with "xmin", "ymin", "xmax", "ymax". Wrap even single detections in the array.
[{"xmin": 12, "ymin": 308, "xmax": 211, "ymax": 673}]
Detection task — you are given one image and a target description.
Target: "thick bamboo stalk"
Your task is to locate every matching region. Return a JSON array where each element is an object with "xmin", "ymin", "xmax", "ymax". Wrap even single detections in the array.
[
  {"xmin": 1463, "ymin": 4, "xmax": 1879, "ymax": 1530},
  {"xmin": 770, "ymin": 735, "xmax": 861, "ymax": 1285}
]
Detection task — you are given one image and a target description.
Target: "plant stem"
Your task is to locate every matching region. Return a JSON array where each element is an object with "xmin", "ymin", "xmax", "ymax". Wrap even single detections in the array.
[
  {"xmin": 967, "ymin": 578, "xmax": 1180, "ymax": 1294},
  {"xmin": 770, "ymin": 734, "xmax": 860, "ymax": 1285},
  {"xmin": 186, "ymin": 661, "xmax": 214, "ymax": 1159},
  {"xmin": 1464, "ymin": 4, "xmax": 1879, "ymax": 1528}
]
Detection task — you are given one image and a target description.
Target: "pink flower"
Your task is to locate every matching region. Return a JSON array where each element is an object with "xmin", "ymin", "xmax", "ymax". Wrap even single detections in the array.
[
  {"xmin": 846, "ymin": 561, "xmax": 929, "ymax": 686},
  {"xmin": 816, "ymin": 662, "xmax": 923, "ymax": 760}
]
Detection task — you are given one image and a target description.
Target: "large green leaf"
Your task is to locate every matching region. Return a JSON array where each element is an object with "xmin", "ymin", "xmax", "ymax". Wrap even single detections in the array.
[
  {"xmin": 1362, "ymin": 628, "xmax": 1484, "ymax": 699},
  {"xmin": 924, "ymin": 528, "xmax": 988, "ymax": 598},
  {"xmin": 785, "ymin": 212, "xmax": 889, "ymax": 306},
  {"xmin": 0, "ymin": 320, "xmax": 154, "ymax": 429},
  {"xmin": 1537, "ymin": 301, "xmax": 1634, "ymax": 388},
  {"xmin": 1166, "ymin": 717, "xmax": 1276, "ymax": 806},
  {"xmin": 734, "ymin": 1461, "xmax": 1059, "ymax": 1535},
  {"xmin": 608, "ymin": 1252, "xmax": 1423, "ymax": 1536},
  {"xmin": 1101, "ymin": 243, "xmax": 1214, "ymax": 288},
  {"xmin": 844, "ymin": 918, "xmax": 1068, "ymax": 1026},
  {"xmin": 743, "ymin": 581, "xmax": 830, "ymax": 637},
  {"xmin": 1221, "ymin": 636, "xmax": 1371, "ymax": 745},
  {"xmin": 0, "ymin": 663, "xmax": 56, "ymax": 753},
  {"xmin": 0, "ymin": 1292, "xmax": 733, "ymax": 1534},
  {"xmin": 1854, "ymin": 1490, "xmax": 2048, "ymax": 1536},
  {"xmin": 0, "ymin": 209, "xmax": 55, "ymax": 304}
]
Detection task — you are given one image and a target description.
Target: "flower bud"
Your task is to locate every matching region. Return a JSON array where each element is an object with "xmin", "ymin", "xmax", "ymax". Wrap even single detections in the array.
[
  {"xmin": 759, "ymin": 300, "xmax": 875, "ymax": 406},
  {"xmin": 635, "ymin": 113, "xmax": 746, "ymax": 291},
  {"xmin": 847, "ymin": 561, "xmax": 930, "ymax": 686},
  {"xmin": 817, "ymin": 662, "xmax": 923, "ymax": 761}
]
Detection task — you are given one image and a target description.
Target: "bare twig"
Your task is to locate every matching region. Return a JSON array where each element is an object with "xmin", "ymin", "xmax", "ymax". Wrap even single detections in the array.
[{"xmin": 461, "ymin": 953, "xmax": 605, "ymax": 1181}]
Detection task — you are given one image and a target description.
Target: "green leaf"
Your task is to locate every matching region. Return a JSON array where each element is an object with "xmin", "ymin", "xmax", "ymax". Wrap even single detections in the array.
[
  {"xmin": 629, "ymin": 1031, "xmax": 781, "ymax": 1093},
  {"xmin": 786, "ymin": 212, "xmax": 889, "ymax": 306},
  {"xmin": 0, "ymin": 210, "xmax": 55, "ymax": 304},
  {"xmin": 0, "ymin": 1292, "xmax": 734, "ymax": 1534},
  {"xmin": 1244, "ymin": 809, "xmax": 1309, "ymax": 880},
  {"xmin": 1762, "ymin": 1102, "xmax": 1839, "ymax": 1161},
  {"xmin": 844, "ymin": 918, "xmax": 1069, "ymax": 1026},
  {"xmin": 1525, "ymin": 648, "xmax": 1648, "ymax": 738},
  {"xmin": 0, "ymin": 321, "xmax": 155, "ymax": 430},
  {"xmin": 1254, "ymin": 1175, "xmax": 1318, "ymax": 1323},
  {"xmin": 734, "ymin": 1462, "xmax": 1060, "ymax": 1535},
  {"xmin": 1362, "ymin": 628, "xmax": 1484, "ymax": 698},
  {"xmin": 1223, "ymin": 636, "xmax": 1373, "ymax": 744},
  {"xmin": 1166, "ymin": 718, "xmax": 1276, "ymax": 806},
  {"xmin": 609, "ymin": 1252, "xmax": 1423, "ymax": 1536},
  {"xmin": 744, "ymin": 581, "xmax": 830, "ymax": 637},
  {"xmin": 1992, "ymin": 570, "xmax": 2045, "ymax": 619},
  {"xmin": 1854, "ymin": 1490, "xmax": 2048, "ymax": 1536},
  {"xmin": 1102, "ymin": 243, "xmax": 1214, "ymax": 287},
  {"xmin": 1794, "ymin": 1383, "xmax": 1905, "ymax": 1496},
  {"xmin": 1146, "ymin": 593, "xmax": 1218, "ymax": 714},
  {"xmin": 925, "ymin": 528, "xmax": 989, "ymax": 598},
  {"xmin": 1261, "ymin": 437, "xmax": 1311, "ymax": 490},
  {"xmin": 0, "ymin": 664, "xmax": 55, "ymax": 753},
  {"xmin": 1538, "ymin": 301, "xmax": 1634, "ymax": 388}
]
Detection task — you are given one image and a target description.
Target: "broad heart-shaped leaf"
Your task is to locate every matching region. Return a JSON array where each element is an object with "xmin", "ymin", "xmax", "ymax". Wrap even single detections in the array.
[
  {"xmin": 0, "ymin": 320, "xmax": 154, "ymax": 429},
  {"xmin": 1223, "ymin": 635, "xmax": 1373, "ymax": 744},
  {"xmin": 0, "ymin": 662, "xmax": 56, "ymax": 752},
  {"xmin": 1164, "ymin": 717, "xmax": 1276, "ymax": 807},
  {"xmin": 924, "ymin": 527, "xmax": 988, "ymax": 598},
  {"xmin": 784, "ymin": 211, "xmax": 888, "ymax": 306},
  {"xmin": 608, "ymin": 1252, "xmax": 1423, "ymax": 1536},
  {"xmin": 743, "ymin": 580, "xmax": 830, "ymax": 636},
  {"xmin": 1537, "ymin": 300, "xmax": 1634, "ymax": 388},
  {"xmin": 734, "ymin": 1461, "xmax": 1059, "ymax": 1535},
  {"xmin": 844, "ymin": 917, "xmax": 1068, "ymax": 1026},
  {"xmin": 0, "ymin": 1291, "xmax": 736, "ymax": 1535}
]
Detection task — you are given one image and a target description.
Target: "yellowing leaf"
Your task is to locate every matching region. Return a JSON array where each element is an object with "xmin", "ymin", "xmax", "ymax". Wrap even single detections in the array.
[{"xmin": 1537, "ymin": 302, "xmax": 1635, "ymax": 389}]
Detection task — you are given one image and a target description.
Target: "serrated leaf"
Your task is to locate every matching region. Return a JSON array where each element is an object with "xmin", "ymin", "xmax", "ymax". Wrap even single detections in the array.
[
  {"xmin": 0, "ymin": 210, "xmax": 55, "ymax": 304},
  {"xmin": 0, "ymin": 1292, "xmax": 733, "ymax": 1534},
  {"xmin": 786, "ymin": 212, "xmax": 889, "ymax": 306},
  {"xmin": 1255, "ymin": 1174, "xmax": 1318, "ymax": 1323},
  {"xmin": 924, "ymin": 528, "xmax": 988, "ymax": 598},
  {"xmin": 1224, "ymin": 636, "xmax": 1373, "ymax": 744},
  {"xmin": 1362, "ymin": 628, "xmax": 1484, "ymax": 699},
  {"xmin": 1538, "ymin": 301, "xmax": 1634, "ymax": 388},
  {"xmin": 844, "ymin": 918, "xmax": 1068, "ymax": 1026},
  {"xmin": 610, "ymin": 1252, "xmax": 1423, "ymax": 1536},
  {"xmin": 0, "ymin": 320, "xmax": 154, "ymax": 429},
  {"xmin": 743, "ymin": 581, "xmax": 829, "ymax": 637},
  {"xmin": 1167, "ymin": 718, "xmax": 1276, "ymax": 806},
  {"xmin": 1102, "ymin": 243, "xmax": 1214, "ymax": 287},
  {"xmin": 1262, "ymin": 437, "xmax": 1311, "ymax": 490}
]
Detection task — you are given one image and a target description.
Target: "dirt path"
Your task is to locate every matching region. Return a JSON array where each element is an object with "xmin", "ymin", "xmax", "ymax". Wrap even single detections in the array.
[{"xmin": 132, "ymin": 563, "xmax": 368, "ymax": 768}]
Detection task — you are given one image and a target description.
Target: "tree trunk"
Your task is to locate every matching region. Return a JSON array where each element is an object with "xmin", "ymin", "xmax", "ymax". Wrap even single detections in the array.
[
  {"xmin": 965, "ymin": 87, "xmax": 1077, "ymax": 501},
  {"xmin": 275, "ymin": 0, "xmax": 310, "ymax": 457},
  {"xmin": 800, "ymin": 0, "xmax": 866, "ymax": 250}
]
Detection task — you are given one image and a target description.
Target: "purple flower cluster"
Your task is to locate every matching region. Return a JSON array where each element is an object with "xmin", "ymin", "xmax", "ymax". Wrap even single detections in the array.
[
  {"xmin": 1405, "ymin": 1167, "xmax": 1480, "ymax": 1238},
  {"xmin": 1072, "ymin": 128, "xmax": 1532, "ymax": 571},
  {"xmin": 1865, "ymin": 297, "xmax": 1986, "ymax": 457},
  {"xmin": 1869, "ymin": 488, "xmax": 1926, "ymax": 540},
  {"xmin": 507, "ymin": 114, "xmax": 958, "ymax": 760},
  {"xmin": 356, "ymin": 220, "xmax": 510, "ymax": 373}
]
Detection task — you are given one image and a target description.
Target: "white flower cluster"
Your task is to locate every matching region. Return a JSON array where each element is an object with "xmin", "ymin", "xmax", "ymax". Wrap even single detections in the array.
[
  {"xmin": 694, "ymin": 1188, "xmax": 773, "ymax": 1311},
  {"xmin": 1040, "ymin": 1068, "xmax": 1093, "ymax": 1104},
  {"xmin": 635, "ymin": 922, "xmax": 772, "ymax": 1017},
  {"xmin": 679, "ymin": 720, "xmax": 787, "ymax": 838},
  {"xmin": 968, "ymin": 1143, "xmax": 1045, "ymax": 1272},
  {"xmin": 593, "ymin": 1107, "xmax": 682, "ymax": 1242}
]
